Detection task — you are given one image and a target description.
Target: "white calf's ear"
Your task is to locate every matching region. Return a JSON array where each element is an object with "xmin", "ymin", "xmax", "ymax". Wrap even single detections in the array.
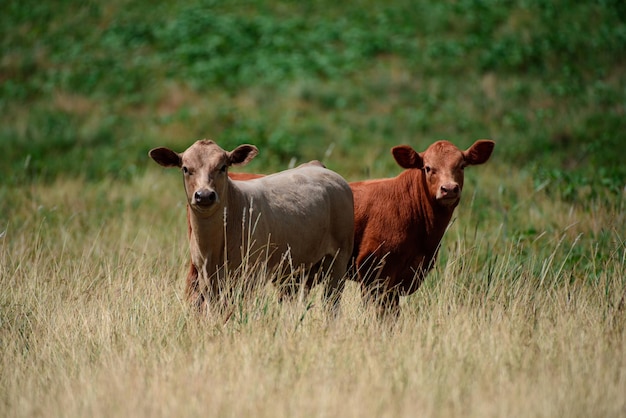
[
  {"xmin": 229, "ymin": 144, "xmax": 259, "ymax": 166},
  {"xmin": 149, "ymin": 147, "xmax": 182, "ymax": 168}
]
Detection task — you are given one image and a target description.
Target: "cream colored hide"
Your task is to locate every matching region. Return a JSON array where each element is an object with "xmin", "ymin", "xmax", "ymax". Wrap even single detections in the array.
[{"xmin": 149, "ymin": 139, "xmax": 354, "ymax": 312}]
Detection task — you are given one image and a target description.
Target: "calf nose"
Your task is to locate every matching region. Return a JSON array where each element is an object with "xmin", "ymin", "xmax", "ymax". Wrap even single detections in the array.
[
  {"xmin": 440, "ymin": 183, "xmax": 460, "ymax": 197},
  {"xmin": 194, "ymin": 190, "xmax": 217, "ymax": 206}
]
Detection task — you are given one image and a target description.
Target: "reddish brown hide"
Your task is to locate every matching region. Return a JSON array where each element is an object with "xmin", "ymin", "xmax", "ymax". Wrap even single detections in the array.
[{"xmin": 350, "ymin": 139, "xmax": 495, "ymax": 313}]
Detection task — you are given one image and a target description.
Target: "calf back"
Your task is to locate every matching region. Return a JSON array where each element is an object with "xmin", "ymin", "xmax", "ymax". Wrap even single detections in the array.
[{"xmin": 229, "ymin": 165, "xmax": 354, "ymax": 270}]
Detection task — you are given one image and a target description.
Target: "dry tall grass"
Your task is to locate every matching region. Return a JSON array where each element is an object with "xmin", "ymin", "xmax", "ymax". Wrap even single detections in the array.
[{"xmin": 1, "ymin": 172, "xmax": 625, "ymax": 417}]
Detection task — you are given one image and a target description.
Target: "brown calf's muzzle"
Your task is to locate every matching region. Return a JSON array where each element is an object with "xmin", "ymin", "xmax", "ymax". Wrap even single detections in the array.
[{"xmin": 437, "ymin": 182, "xmax": 461, "ymax": 205}]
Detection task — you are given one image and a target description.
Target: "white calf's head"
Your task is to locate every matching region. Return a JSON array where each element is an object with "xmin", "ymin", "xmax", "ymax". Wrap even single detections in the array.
[{"xmin": 149, "ymin": 139, "xmax": 258, "ymax": 215}]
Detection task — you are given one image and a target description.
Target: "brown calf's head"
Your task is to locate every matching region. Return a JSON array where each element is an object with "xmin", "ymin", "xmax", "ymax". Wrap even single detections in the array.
[
  {"xmin": 149, "ymin": 139, "xmax": 258, "ymax": 215},
  {"xmin": 392, "ymin": 139, "xmax": 495, "ymax": 208}
]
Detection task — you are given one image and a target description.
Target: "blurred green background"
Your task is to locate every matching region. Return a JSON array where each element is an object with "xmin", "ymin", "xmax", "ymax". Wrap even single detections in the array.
[{"xmin": 1, "ymin": 0, "xmax": 625, "ymax": 202}]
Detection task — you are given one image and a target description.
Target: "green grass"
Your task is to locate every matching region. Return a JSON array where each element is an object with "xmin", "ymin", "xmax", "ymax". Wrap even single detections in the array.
[
  {"xmin": 1, "ymin": 0, "xmax": 626, "ymax": 416},
  {"xmin": 1, "ymin": 0, "xmax": 625, "ymax": 188}
]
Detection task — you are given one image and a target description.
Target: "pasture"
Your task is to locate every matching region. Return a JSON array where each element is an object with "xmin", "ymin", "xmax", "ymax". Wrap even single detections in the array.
[{"xmin": 1, "ymin": 0, "xmax": 625, "ymax": 416}]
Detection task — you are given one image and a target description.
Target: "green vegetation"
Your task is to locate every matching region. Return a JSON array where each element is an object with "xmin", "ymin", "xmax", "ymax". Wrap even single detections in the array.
[
  {"xmin": 1, "ymin": 0, "xmax": 625, "ymax": 416},
  {"xmin": 2, "ymin": 0, "xmax": 624, "ymax": 189}
]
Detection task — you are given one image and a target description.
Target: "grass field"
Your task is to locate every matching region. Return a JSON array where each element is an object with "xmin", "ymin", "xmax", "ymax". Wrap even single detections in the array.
[{"xmin": 2, "ymin": 0, "xmax": 625, "ymax": 417}]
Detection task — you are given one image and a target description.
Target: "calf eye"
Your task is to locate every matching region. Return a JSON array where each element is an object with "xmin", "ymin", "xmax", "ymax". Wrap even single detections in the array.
[
  {"xmin": 220, "ymin": 165, "xmax": 227, "ymax": 173},
  {"xmin": 424, "ymin": 166, "xmax": 431, "ymax": 174},
  {"xmin": 182, "ymin": 166, "xmax": 189, "ymax": 174}
]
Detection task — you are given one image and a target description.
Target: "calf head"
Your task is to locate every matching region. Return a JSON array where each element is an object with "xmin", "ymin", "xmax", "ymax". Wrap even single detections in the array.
[
  {"xmin": 149, "ymin": 139, "xmax": 258, "ymax": 215},
  {"xmin": 392, "ymin": 139, "xmax": 495, "ymax": 208}
]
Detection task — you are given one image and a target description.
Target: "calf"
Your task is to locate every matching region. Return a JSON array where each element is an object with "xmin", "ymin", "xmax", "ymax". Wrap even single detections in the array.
[
  {"xmin": 350, "ymin": 139, "xmax": 495, "ymax": 313},
  {"xmin": 149, "ymin": 140, "xmax": 354, "ymax": 312}
]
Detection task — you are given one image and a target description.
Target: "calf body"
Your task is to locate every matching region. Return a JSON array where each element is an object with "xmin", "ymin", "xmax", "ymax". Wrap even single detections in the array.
[
  {"xmin": 150, "ymin": 140, "xmax": 354, "ymax": 312},
  {"xmin": 350, "ymin": 139, "xmax": 495, "ymax": 313}
]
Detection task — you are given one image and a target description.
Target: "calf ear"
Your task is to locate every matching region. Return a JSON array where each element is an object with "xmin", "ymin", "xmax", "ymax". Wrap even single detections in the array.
[
  {"xmin": 464, "ymin": 140, "xmax": 495, "ymax": 165},
  {"xmin": 392, "ymin": 145, "xmax": 424, "ymax": 169},
  {"xmin": 149, "ymin": 147, "xmax": 181, "ymax": 168},
  {"xmin": 229, "ymin": 144, "xmax": 259, "ymax": 166}
]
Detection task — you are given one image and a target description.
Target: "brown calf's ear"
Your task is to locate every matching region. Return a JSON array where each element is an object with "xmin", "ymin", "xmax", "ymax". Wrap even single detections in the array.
[
  {"xmin": 229, "ymin": 144, "xmax": 259, "ymax": 166},
  {"xmin": 392, "ymin": 145, "xmax": 424, "ymax": 169},
  {"xmin": 464, "ymin": 140, "xmax": 495, "ymax": 166},
  {"xmin": 149, "ymin": 147, "xmax": 182, "ymax": 168}
]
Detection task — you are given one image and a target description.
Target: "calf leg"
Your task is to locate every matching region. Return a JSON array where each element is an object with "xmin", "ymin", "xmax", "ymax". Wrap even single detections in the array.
[
  {"xmin": 277, "ymin": 266, "xmax": 311, "ymax": 303},
  {"xmin": 321, "ymin": 252, "xmax": 349, "ymax": 313},
  {"xmin": 186, "ymin": 265, "xmax": 207, "ymax": 313},
  {"xmin": 324, "ymin": 271, "xmax": 345, "ymax": 313},
  {"xmin": 361, "ymin": 283, "xmax": 400, "ymax": 318},
  {"xmin": 190, "ymin": 268, "xmax": 223, "ymax": 315},
  {"xmin": 379, "ymin": 289, "xmax": 400, "ymax": 318}
]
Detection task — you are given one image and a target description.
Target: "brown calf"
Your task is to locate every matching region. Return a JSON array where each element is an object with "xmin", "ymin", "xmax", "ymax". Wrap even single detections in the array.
[{"xmin": 350, "ymin": 139, "xmax": 495, "ymax": 313}]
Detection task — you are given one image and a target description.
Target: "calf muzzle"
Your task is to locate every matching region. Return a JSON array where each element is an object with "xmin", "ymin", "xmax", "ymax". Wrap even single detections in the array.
[
  {"xmin": 193, "ymin": 189, "xmax": 218, "ymax": 207},
  {"xmin": 437, "ymin": 183, "xmax": 460, "ymax": 204}
]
